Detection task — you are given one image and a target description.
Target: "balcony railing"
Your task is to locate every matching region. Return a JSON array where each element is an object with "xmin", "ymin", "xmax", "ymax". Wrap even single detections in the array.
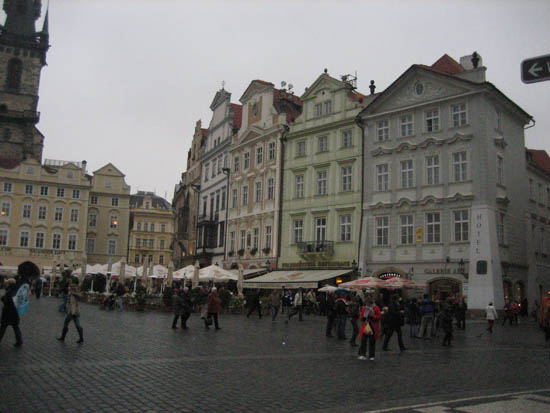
[{"xmin": 297, "ymin": 241, "xmax": 334, "ymax": 256}]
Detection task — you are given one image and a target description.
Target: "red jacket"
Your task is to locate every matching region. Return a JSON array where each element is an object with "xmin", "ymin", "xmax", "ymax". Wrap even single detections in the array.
[
  {"xmin": 207, "ymin": 293, "xmax": 222, "ymax": 313},
  {"xmin": 359, "ymin": 305, "xmax": 381, "ymax": 340}
]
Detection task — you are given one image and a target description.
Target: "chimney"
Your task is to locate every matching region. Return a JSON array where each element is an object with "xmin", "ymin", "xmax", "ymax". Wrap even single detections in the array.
[
  {"xmin": 369, "ymin": 80, "xmax": 376, "ymax": 95},
  {"xmin": 81, "ymin": 160, "xmax": 87, "ymax": 173},
  {"xmin": 456, "ymin": 52, "xmax": 486, "ymax": 83}
]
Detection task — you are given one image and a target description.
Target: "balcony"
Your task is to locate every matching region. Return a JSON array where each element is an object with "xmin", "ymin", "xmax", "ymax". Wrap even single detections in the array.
[{"xmin": 297, "ymin": 241, "xmax": 334, "ymax": 256}]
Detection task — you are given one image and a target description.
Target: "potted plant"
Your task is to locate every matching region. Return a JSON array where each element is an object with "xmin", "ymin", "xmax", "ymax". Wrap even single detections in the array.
[
  {"xmin": 237, "ymin": 249, "xmax": 245, "ymax": 257},
  {"xmin": 250, "ymin": 248, "xmax": 258, "ymax": 256},
  {"xmin": 262, "ymin": 247, "xmax": 270, "ymax": 255}
]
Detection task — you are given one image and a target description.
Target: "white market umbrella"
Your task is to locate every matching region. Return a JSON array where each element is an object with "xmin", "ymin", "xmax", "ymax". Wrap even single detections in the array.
[
  {"xmin": 151, "ymin": 264, "xmax": 168, "ymax": 279},
  {"xmin": 339, "ymin": 277, "xmax": 387, "ymax": 290},
  {"xmin": 79, "ymin": 254, "xmax": 87, "ymax": 286},
  {"xmin": 166, "ymin": 261, "xmax": 174, "ymax": 288},
  {"xmin": 199, "ymin": 264, "xmax": 238, "ymax": 282},
  {"xmin": 173, "ymin": 265, "xmax": 194, "ymax": 280},
  {"xmin": 318, "ymin": 285, "xmax": 340, "ymax": 293}
]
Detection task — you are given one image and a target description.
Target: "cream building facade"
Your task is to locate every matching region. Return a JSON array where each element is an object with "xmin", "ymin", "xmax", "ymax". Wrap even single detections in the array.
[
  {"xmin": 225, "ymin": 80, "xmax": 302, "ymax": 270},
  {"xmin": 129, "ymin": 191, "xmax": 174, "ymax": 267}
]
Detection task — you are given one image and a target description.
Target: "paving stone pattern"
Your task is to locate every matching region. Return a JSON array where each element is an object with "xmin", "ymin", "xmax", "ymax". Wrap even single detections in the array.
[{"xmin": 1, "ymin": 297, "xmax": 549, "ymax": 412}]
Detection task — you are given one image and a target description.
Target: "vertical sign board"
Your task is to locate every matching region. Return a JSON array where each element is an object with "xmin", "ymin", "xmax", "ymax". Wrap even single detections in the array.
[{"xmin": 521, "ymin": 54, "xmax": 550, "ymax": 84}]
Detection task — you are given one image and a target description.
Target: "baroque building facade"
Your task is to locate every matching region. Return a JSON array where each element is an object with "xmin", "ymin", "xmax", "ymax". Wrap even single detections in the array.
[
  {"xmin": 357, "ymin": 53, "xmax": 533, "ymax": 310},
  {"xmin": 225, "ymin": 80, "xmax": 302, "ymax": 270},
  {"xmin": 279, "ymin": 72, "xmax": 369, "ymax": 272}
]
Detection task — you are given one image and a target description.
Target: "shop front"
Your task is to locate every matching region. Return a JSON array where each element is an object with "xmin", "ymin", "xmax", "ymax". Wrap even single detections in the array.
[{"xmin": 428, "ymin": 277, "xmax": 463, "ymax": 302}]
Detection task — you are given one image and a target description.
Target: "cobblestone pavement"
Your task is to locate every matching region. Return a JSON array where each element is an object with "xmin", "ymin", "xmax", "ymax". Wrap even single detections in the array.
[{"xmin": 1, "ymin": 296, "xmax": 549, "ymax": 412}]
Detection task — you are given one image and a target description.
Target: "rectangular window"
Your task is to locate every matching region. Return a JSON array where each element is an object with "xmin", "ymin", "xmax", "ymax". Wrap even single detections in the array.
[
  {"xmin": 72, "ymin": 189, "xmax": 80, "ymax": 199},
  {"xmin": 454, "ymin": 210, "xmax": 469, "ymax": 242},
  {"xmin": 244, "ymin": 152, "xmax": 250, "ymax": 169},
  {"xmin": 221, "ymin": 188, "xmax": 226, "ymax": 210},
  {"xmin": 160, "ymin": 239, "xmax": 165, "ymax": 249},
  {"xmin": 497, "ymin": 212, "xmax": 505, "ymax": 244},
  {"xmin": 296, "ymin": 175, "xmax": 304, "ymax": 198},
  {"xmin": 161, "ymin": 223, "xmax": 166, "ymax": 232},
  {"xmin": 315, "ymin": 217, "xmax": 327, "ymax": 242},
  {"xmin": 242, "ymin": 185, "xmax": 248, "ymax": 205},
  {"xmin": 376, "ymin": 164, "xmax": 389, "ymax": 191},
  {"xmin": 318, "ymin": 136, "xmax": 328, "ymax": 153},
  {"xmin": 136, "ymin": 238, "xmax": 141, "ymax": 248},
  {"xmin": 230, "ymin": 231, "xmax": 235, "ymax": 251},
  {"xmin": 52, "ymin": 233, "xmax": 61, "ymax": 250},
  {"xmin": 341, "ymin": 166, "xmax": 352, "ymax": 192},
  {"xmin": 315, "ymin": 103, "xmax": 322, "ymax": 117},
  {"xmin": 497, "ymin": 155, "xmax": 504, "ymax": 185},
  {"xmin": 90, "ymin": 195, "xmax": 98, "ymax": 205},
  {"xmin": 451, "ymin": 103, "xmax": 467, "ymax": 127},
  {"xmin": 111, "ymin": 197, "xmax": 119, "ymax": 206},
  {"xmin": 215, "ymin": 192, "xmax": 220, "ymax": 212},
  {"xmin": 218, "ymin": 223, "xmax": 224, "ymax": 248},
  {"xmin": 297, "ymin": 141, "xmax": 306, "ymax": 157},
  {"xmin": 400, "ymin": 114, "xmax": 413, "ymax": 137},
  {"xmin": 342, "ymin": 130, "xmax": 353, "ymax": 148},
  {"xmin": 68, "ymin": 234, "xmax": 77, "ymax": 251},
  {"xmin": 425, "ymin": 109, "xmax": 439, "ymax": 132},
  {"xmin": 25, "ymin": 184, "xmax": 33, "ymax": 195},
  {"xmin": 1, "ymin": 201, "xmax": 10, "ymax": 217},
  {"xmin": 40, "ymin": 186, "xmax": 49, "ymax": 196},
  {"xmin": 70, "ymin": 208, "xmax": 79, "ymax": 223},
  {"xmin": 317, "ymin": 170, "xmax": 327, "ymax": 195},
  {"xmin": 375, "ymin": 216, "xmax": 389, "ymax": 246},
  {"xmin": 38, "ymin": 205, "xmax": 47, "ymax": 220},
  {"xmin": 204, "ymin": 164, "xmax": 209, "ymax": 182},
  {"xmin": 218, "ymin": 155, "xmax": 223, "ymax": 173},
  {"xmin": 134, "ymin": 254, "xmax": 140, "ymax": 265},
  {"xmin": 3, "ymin": 182, "xmax": 12, "ymax": 193},
  {"xmin": 426, "ymin": 212, "xmax": 441, "ymax": 243},
  {"xmin": 144, "ymin": 222, "xmax": 148, "ymax": 232},
  {"xmin": 233, "ymin": 156, "xmax": 240, "ymax": 173},
  {"xmin": 240, "ymin": 230, "xmax": 246, "ymax": 249},
  {"xmin": 267, "ymin": 178, "xmax": 274, "ymax": 200},
  {"xmin": 232, "ymin": 189, "xmax": 238, "ymax": 208},
  {"xmin": 400, "ymin": 215, "xmax": 414, "ymax": 245},
  {"xmin": 426, "ymin": 155, "xmax": 440, "ymax": 185},
  {"xmin": 246, "ymin": 232, "xmax": 251, "ymax": 248},
  {"xmin": 340, "ymin": 214, "xmax": 351, "ymax": 242},
  {"xmin": 57, "ymin": 187, "xmax": 65, "ymax": 198},
  {"xmin": 150, "ymin": 223, "xmax": 156, "ymax": 233},
  {"xmin": 110, "ymin": 215, "xmax": 118, "ymax": 228},
  {"xmin": 293, "ymin": 219, "xmax": 303, "ymax": 243},
  {"xmin": 256, "ymin": 147, "xmax": 263, "ymax": 165},
  {"xmin": 268, "ymin": 142, "xmax": 276, "ymax": 161},
  {"xmin": 400, "ymin": 159, "xmax": 414, "ymax": 188},
  {"xmin": 54, "ymin": 207, "xmax": 63, "ymax": 221},
  {"xmin": 265, "ymin": 226, "xmax": 272, "ymax": 249},
  {"xmin": 453, "ymin": 151, "xmax": 468, "ymax": 182},
  {"xmin": 0, "ymin": 229, "xmax": 7, "ymax": 246},
  {"xmin": 255, "ymin": 181, "xmax": 262, "ymax": 203},
  {"xmin": 108, "ymin": 240, "xmax": 116, "ymax": 255},
  {"xmin": 19, "ymin": 231, "xmax": 30, "ymax": 247},
  {"xmin": 159, "ymin": 255, "xmax": 165, "ymax": 265},
  {"xmin": 212, "ymin": 159, "xmax": 216, "ymax": 177},
  {"xmin": 87, "ymin": 238, "xmax": 95, "ymax": 254},
  {"xmin": 377, "ymin": 120, "xmax": 389, "ymax": 142},
  {"xmin": 35, "ymin": 232, "xmax": 45, "ymax": 248},
  {"xmin": 22, "ymin": 204, "xmax": 32, "ymax": 219},
  {"xmin": 137, "ymin": 222, "xmax": 142, "ymax": 231},
  {"xmin": 253, "ymin": 228, "xmax": 259, "ymax": 249},
  {"xmin": 324, "ymin": 101, "xmax": 332, "ymax": 115}
]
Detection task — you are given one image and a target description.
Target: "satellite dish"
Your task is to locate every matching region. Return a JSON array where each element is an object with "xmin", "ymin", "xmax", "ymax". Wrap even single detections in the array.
[
  {"xmin": 288, "ymin": 83, "xmax": 294, "ymax": 90},
  {"xmin": 281, "ymin": 81, "xmax": 287, "ymax": 88}
]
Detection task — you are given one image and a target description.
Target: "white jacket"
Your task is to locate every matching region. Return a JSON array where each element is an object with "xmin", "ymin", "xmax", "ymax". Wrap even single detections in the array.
[{"xmin": 486, "ymin": 305, "xmax": 498, "ymax": 320}]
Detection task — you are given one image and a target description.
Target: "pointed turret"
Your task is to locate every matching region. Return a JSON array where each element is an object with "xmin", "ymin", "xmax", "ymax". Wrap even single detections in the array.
[{"xmin": 3, "ymin": 0, "xmax": 42, "ymax": 38}]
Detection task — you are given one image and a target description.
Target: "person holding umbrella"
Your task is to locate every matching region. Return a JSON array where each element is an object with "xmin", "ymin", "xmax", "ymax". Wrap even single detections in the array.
[{"xmin": 56, "ymin": 278, "xmax": 84, "ymax": 344}]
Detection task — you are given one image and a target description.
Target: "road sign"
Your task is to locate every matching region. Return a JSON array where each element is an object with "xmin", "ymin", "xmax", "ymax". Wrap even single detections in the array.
[{"xmin": 521, "ymin": 54, "xmax": 550, "ymax": 84}]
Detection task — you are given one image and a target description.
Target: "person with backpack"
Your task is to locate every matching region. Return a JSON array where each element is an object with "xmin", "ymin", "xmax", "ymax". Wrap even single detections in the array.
[
  {"xmin": 416, "ymin": 294, "xmax": 435, "ymax": 339},
  {"xmin": 0, "ymin": 279, "xmax": 23, "ymax": 347}
]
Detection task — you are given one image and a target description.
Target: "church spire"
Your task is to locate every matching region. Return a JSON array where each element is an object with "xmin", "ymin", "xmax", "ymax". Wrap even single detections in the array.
[{"xmin": 3, "ymin": 0, "xmax": 42, "ymax": 38}]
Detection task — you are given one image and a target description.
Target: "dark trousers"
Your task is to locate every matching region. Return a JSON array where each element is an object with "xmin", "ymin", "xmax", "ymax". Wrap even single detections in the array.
[
  {"xmin": 206, "ymin": 312, "xmax": 219, "ymax": 329},
  {"xmin": 456, "ymin": 316, "xmax": 466, "ymax": 329},
  {"xmin": 358, "ymin": 334, "xmax": 376, "ymax": 358},
  {"xmin": 442, "ymin": 331, "xmax": 453, "ymax": 345},
  {"xmin": 336, "ymin": 314, "xmax": 347, "ymax": 339},
  {"xmin": 350, "ymin": 317, "xmax": 359, "ymax": 344},
  {"xmin": 63, "ymin": 314, "xmax": 82, "ymax": 330},
  {"xmin": 288, "ymin": 305, "xmax": 303, "ymax": 321},
  {"xmin": 383, "ymin": 325, "xmax": 405, "ymax": 350},
  {"xmin": 0, "ymin": 322, "xmax": 22, "ymax": 345},
  {"xmin": 270, "ymin": 305, "xmax": 279, "ymax": 321},
  {"xmin": 326, "ymin": 315, "xmax": 336, "ymax": 336},
  {"xmin": 502, "ymin": 315, "xmax": 514, "ymax": 325},
  {"xmin": 172, "ymin": 312, "xmax": 190, "ymax": 328},
  {"xmin": 487, "ymin": 320, "xmax": 495, "ymax": 332},
  {"xmin": 35, "ymin": 289, "xmax": 42, "ymax": 299},
  {"xmin": 247, "ymin": 304, "xmax": 262, "ymax": 318}
]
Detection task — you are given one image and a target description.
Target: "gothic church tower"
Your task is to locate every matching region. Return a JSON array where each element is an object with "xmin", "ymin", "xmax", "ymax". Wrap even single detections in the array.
[{"xmin": 0, "ymin": 0, "xmax": 49, "ymax": 162}]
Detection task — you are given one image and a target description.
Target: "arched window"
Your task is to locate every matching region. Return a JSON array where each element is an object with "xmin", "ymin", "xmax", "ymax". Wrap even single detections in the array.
[{"xmin": 6, "ymin": 58, "xmax": 23, "ymax": 90}]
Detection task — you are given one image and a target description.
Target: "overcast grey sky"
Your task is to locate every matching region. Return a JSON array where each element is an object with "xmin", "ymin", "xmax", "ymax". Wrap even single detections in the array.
[{"xmin": 5, "ymin": 0, "xmax": 550, "ymax": 201}]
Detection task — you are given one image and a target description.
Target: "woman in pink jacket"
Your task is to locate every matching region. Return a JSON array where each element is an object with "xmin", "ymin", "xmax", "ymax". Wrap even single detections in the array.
[{"xmin": 358, "ymin": 296, "xmax": 381, "ymax": 361}]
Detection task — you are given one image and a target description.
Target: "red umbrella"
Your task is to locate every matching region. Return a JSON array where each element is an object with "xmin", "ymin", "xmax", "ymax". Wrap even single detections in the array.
[
  {"xmin": 339, "ymin": 277, "xmax": 387, "ymax": 290},
  {"xmin": 384, "ymin": 278, "xmax": 426, "ymax": 290}
]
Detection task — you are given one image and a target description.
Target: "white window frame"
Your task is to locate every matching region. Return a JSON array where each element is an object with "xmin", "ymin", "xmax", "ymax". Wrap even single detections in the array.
[
  {"xmin": 255, "ymin": 181, "xmax": 262, "ymax": 203},
  {"xmin": 426, "ymin": 155, "xmax": 440, "ymax": 185},
  {"xmin": 324, "ymin": 101, "xmax": 332, "ymax": 115},
  {"xmin": 314, "ymin": 103, "xmax": 322, "ymax": 117},
  {"xmin": 295, "ymin": 174, "xmax": 304, "ymax": 198},
  {"xmin": 317, "ymin": 170, "xmax": 327, "ymax": 195},
  {"xmin": 400, "ymin": 214, "xmax": 414, "ymax": 245},
  {"xmin": 268, "ymin": 142, "xmax": 276, "ymax": 161},
  {"xmin": 0, "ymin": 229, "xmax": 8, "ymax": 246},
  {"xmin": 375, "ymin": 216, "xmax": 389, "ymax": 246},
  {"xmin": 340, "ymin": 214, "xmax": 351, "ymax": 242},
  {"xmin": 54, "ymin": 206, "xmax": 63, "ymax": 222},
  {"xmin": 22, "ymin": 203, "xmax": 32, "ymax": 219},
  {"xmin": 38, "ymin": 205, "xmax": 47, "ymax": 220},
  {"xmin": 67, "ymin": 234, "xmax": 77, "ymax": 251},
  {"xmin": 242, "ymin": 185, "xmax": 248, "ymax": 206},
  {"xmin": 256, "ymin": 147, "xmax": 263, "ymax": 165},
  {"xmin": 400, "ymin": 159, "xmax": 414, "ymax": 189},
  {"xmin": 341, "ymin": 166, "xmax": 352, "ymax": 192},
  {"xmin": 426, "ymin": 212, "xmax": 441, "ymax": 243},
  {"xmin": 112, "ymin": 197, "xmax": 119, "ymax": 206},
  {"xmin": 297, "ymin": 141, "xmax": 306, "ymax": 157},
  {"xmin": 425, "ymin": 109, "xmax": 440, "ymax": 132},
  {"xmin": 377, "ymin": 119, "xmax": 389, "ymax": 142},
  {"xmin": 24, "ymin": 184, "xmax": 33, "ymax": 195},
  {"xmin": 232, "ymin": 189, "xmax": 238, "ymax": 208},
  {"xmin": 1, "ymin": 201, "xmax": 11, "ymax": 217},
  {"xmin": 56, "ymin": 187, "xmax": 65, "ymax": 198},
  {"xmin": 244, "ymin": 152, "xmax": 250, "ymax": 169},
  {"xmin": 376, "ymin": 164, "xmax": 389, "ymax": 191},
  {"xmin": 293, "ymin": 219, "xmax": 303, "ymax": 244},
  {"xmin": 315, "ymin": 216, "xmax": 327, "ymax": 242},
  {"xmin": 40, "ymin": 185, "xmax": 49, "ymax": 196},
  {"xmin": 453, "ymin": 210, "xmax": 469, "ymax": 242},
  {"xmin": 265, "ymin": 225, "xmax": 272, "ymax": 249},
  {"xmin": 267, "ymin": 178, "xmax": 274, "ymax": 200},
  {"xmin": 86, "ymin": 238, "xmax": 95, "ymax": 254},
  {"xmin": 52, "ymin": 233, "xmax": 62, "ymax": 250},
  {"xmin": 72, "ymin": 189, "xmax": 80, "ymax": 200},
  {"xmin": 3, "ymin": 182, "xmax": 12, "ymax": 193},
  {"xmin": 342, "ymin": 130, "xmax": 353, "ymax": 148},
  {"xmin": 452, "ymin": 151, "xmax": 468, "ymax": 182},
  {"xmin": 108, "ymin": 240, "xmax": 117, "ymax": 255},
  {"xmin": 451, "ymin": 102, "xmax": 467, "ymax": 127},
  {"xmin": 19, "ymin": 230, "xmax": 30, "ymax": 248},
  {"xmin": 399, "ymin": 114, "xmax": 413, "ymax": 137},
  {"xmin": 234, "ymin": 156, "xmax": 240, "ymax": 173},
  {"xmin": 35, "ymin": 232, "xmax": 45, "ymax": 248},
  {"xmin": 70, "ymin": 208, "xmax": 79, "ymax": 223},
  {"xmin": 318, "ymin": 135, "xmax": 328, "ymax": 153}
]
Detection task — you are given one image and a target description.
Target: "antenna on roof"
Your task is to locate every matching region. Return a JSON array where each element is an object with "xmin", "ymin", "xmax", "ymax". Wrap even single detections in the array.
[{"xmin": 341, "ymin": 73, "xmax": 357, "ymax": 90}]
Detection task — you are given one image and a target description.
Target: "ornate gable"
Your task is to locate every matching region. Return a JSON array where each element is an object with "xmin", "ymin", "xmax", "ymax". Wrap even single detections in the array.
[
  {"xmin": 210, "ymin": 89, "xmax": 231, "ymax": 111},
  {"xmin": 300, "ymin": 73, "xmax": 344, "ymax": 101}
]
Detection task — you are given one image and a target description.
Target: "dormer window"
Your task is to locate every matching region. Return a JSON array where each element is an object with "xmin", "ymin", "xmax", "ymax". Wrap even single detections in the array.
[
  {"xmin": 252, "ymin": 103, "xmax": 259, "ymax": 117},
  {"xmin": 6, "ymin": 58, "xmax": 23, "ymax": 91}
]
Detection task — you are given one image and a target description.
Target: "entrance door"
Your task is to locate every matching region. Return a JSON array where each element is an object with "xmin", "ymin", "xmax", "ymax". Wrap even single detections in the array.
[{"xmin": 428, "ymin": 278, "xmax": 461, "ymax": 301}]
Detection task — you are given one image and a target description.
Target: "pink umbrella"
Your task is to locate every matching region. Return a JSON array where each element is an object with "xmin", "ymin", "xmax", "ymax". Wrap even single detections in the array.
[{"xmin": 339, "ymin": 277, "xmax": 387, "ymax": 290}]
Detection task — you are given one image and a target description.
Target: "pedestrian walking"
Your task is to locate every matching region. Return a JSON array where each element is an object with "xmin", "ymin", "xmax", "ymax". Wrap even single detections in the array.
[
  {"xmin": 116, "ymin": 282, "xmax": 126, "ymax": 312},
  {"xmin": 282, "ymin": 289, "xmax": 292, "ymax": 315},
  {"xmin": 441, "ymin": 299, "xmax": 454, "ymax": 346},
  {"xmin": 511, "ymin": 300, "xmax": 520, "ymax": 325},
  {"xmin": 34, "ymin": 278, "xmax": 43, "ymax": 299},
  {"xmin": 502, "ymin": 301, "xmax": 514, "ymax": 326},
  {"xmin": 56, "ymin": 279, "xmax": 84, "ymax": 344},
  {"xmin": 456, "ymin": 297, "xmax": 467, "ymax": 330},
  {"xmin": 348, "ymin": 294, "xmax": 360, "ymax": 347},
  {"xmin": 269, "ymin": 290, "xmax": 281, "ymax": 321},
  {"xmin": 288, "ymin": 288, "xmax": 303, "ymax": 322},
  {"xmin": 416, "ymin": 294, "xmax": 435, "ymax": 339},
  {"xmin": 358, "ymin": 296, "xmax": 381, "ymax": 361},
  {"xmin": 485, "ymin": 302, "xmax": 498, "ymax": 333},
  {"xmin": 58, "ymin": 278, "xmax": 69, "ymax": 313},
  {"xmin": 406, "ymin": 298, "xmax": 420, "ymax": 338},
  {"xmin": 334, "ymin": 294, "xmax": 348, "ymax": 340},
  {"xmin": 325, "ymin": 292, "xmax": 336, "ymax": 337},
  {"xmin": 172, "ymin": 289, "xmax": 185, "ymax": 329},
  {"xmin": 246, "ymin": 289, "xmax": 262, "ymax": 319},
  {"xmin": 382, "ymin": 295, "xmax": 407, "ymax": 352},
  {"xmin": 205, "ymin": 287, "xmax": 222, "ymax": 330},
  {"xmin": 0, "ymin": 279, "xmax": 23, "ymax": 347}
]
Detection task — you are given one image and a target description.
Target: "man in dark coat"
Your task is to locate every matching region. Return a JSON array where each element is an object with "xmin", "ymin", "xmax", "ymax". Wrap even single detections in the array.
[
  {"xmin": 325, "ymin": 292, "xmax": 336, "ymax": 337},
  {"xmin": 0, "ymin": 279, "xmax": 23, "ymax": 347},
  {"xmin": 246, "ymin": 289, "xmax": 262, "ymax": 319},
  {"xmin": 172, "ymin": 289, "xmax": 185, "ymax": 329},
  {"xmin": 382, "ymin": 295, "xmax": 407, "ymax": 352}
]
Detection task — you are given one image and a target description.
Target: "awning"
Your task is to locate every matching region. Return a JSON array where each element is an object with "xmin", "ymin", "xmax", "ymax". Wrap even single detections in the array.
[
  {"xmin": 230, "ymin": 268, "xmax": 267, "ymax": 280},
  {"xmin": 243, "ymin": 269, "xmax": 352, "ymax": 289}
]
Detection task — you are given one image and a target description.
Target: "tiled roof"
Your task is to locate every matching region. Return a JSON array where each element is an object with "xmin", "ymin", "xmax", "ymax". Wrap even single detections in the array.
[
  {"xmin": 273, "ymin": 89, "xmax": 303, "ymax": 123},
  {"xmin": 231, "ymin": 104, "xmax": 242, "ymax": 130},
  {"xmin": 201, "ymin": 128, "xmax": 208, "ymax": 138},
  {"xmin": 527, "ymin": 149, "xmax": 550, "ymax": 174},
  {"xmin": 0, "ymin": 157, "xmax": 22, "ymax": 169},
  {"xmin": 130, "ymin": 191, "xmax": 172, "ymax": 210},
  {"xmin": 348, "ymin": 90, "xmax": 368, "ymax": 106},
  {"xmin": 430, "ymin": 54, "xmax": 465, "ymax": 75},
  {"xmin": 251, "ymin": 79, "xmax": 274, "ymax": 87}
]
